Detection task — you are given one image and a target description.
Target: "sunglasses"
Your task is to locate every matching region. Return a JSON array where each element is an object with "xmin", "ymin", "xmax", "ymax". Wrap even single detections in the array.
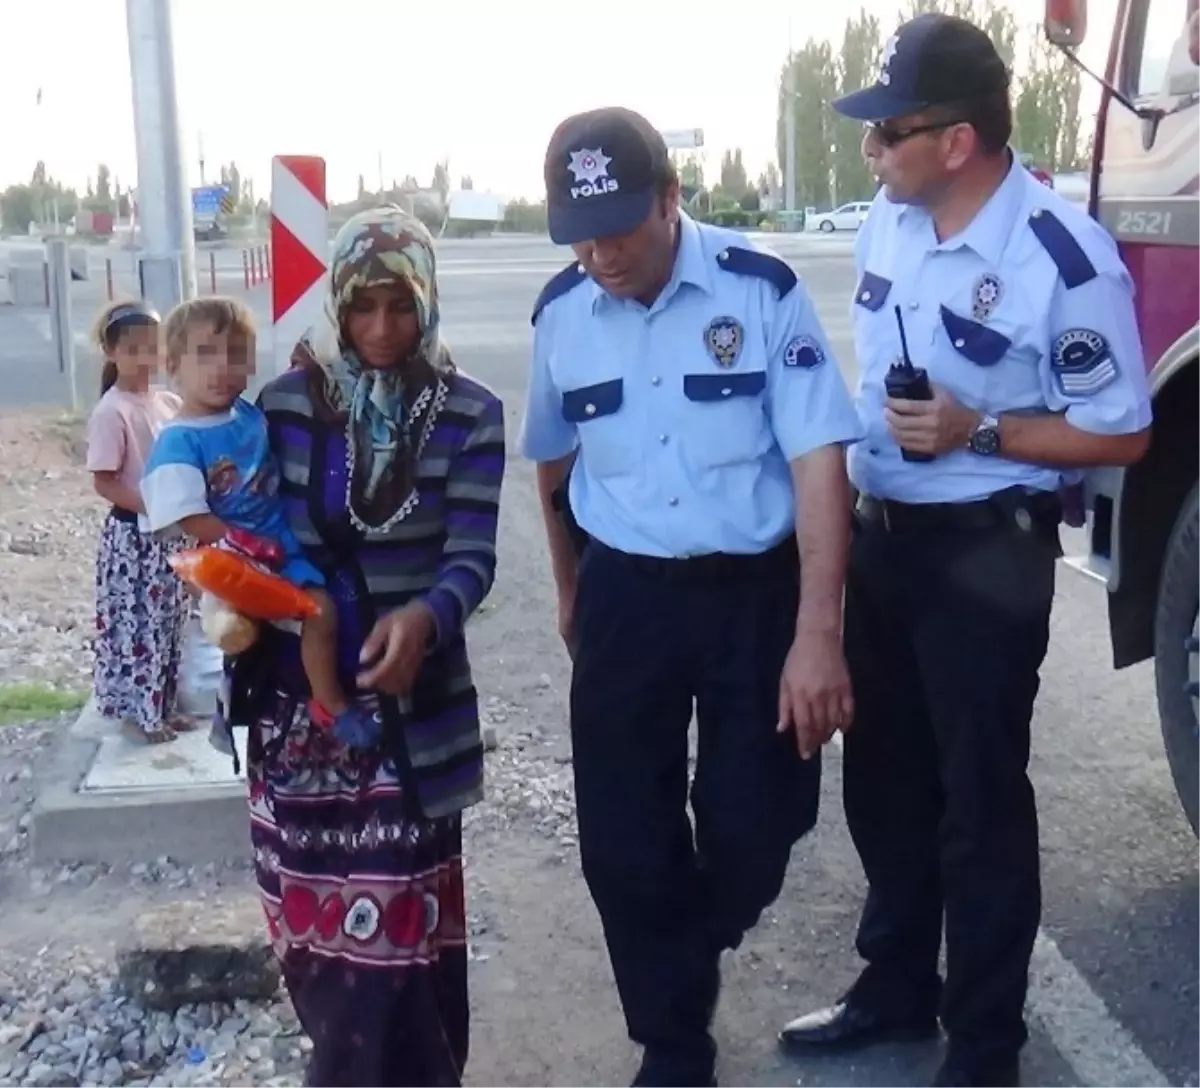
[{"xmin": 865, "ymin": 118, "xmax": 969, "ymax": 148}]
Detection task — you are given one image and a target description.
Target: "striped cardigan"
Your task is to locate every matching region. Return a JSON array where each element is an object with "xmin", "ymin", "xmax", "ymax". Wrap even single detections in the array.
[{"xmin": 256, "ymin": 366, "xmax": 505, "ymax": 818}]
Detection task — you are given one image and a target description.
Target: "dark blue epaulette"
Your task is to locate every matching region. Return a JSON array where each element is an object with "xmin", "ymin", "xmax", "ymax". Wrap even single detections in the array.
[
  {"xmin": 531, "ymin": 261, "xmax": 587, "ymax": 325},
  {"xmin": 1028, "ymin": 207, "xmax": 1097, "ymax": 289},
  {"xmin": 715, "ymin": 245, "xmax": 797, "ymax": 299}
]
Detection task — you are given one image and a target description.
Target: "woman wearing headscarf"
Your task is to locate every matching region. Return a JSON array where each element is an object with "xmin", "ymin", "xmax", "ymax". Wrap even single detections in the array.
[{"xmin": 219, "ymin": 206, "xmax": 505, "ymax": 1086}]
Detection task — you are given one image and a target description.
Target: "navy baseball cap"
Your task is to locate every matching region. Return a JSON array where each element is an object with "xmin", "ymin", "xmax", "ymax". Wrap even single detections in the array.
[
  {"xmin": 832, "ymin": 13, "xmax": 1010, "ymax": 122},
  {"xmin": 544, "ymin": 107, "xmax": 669, "ymax": 245}
]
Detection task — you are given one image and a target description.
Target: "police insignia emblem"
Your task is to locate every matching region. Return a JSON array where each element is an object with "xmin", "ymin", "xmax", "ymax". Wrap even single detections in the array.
[
  {"xmin": 783, "ymin": 334, "xmax": 825, "ymax": 369},
  {"xmin": 704, "ymin": 315, "xmax": 744, "ymax": 368},
  {"xmin": 972, "ymin": 272, "xmax": 1003, "ymax": 321}
]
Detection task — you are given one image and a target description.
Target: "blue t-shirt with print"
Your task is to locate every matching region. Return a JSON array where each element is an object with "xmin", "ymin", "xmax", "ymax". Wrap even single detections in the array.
[{"xmin": 141, "ymin": 397, "xmax": 324, "ymax": 587}]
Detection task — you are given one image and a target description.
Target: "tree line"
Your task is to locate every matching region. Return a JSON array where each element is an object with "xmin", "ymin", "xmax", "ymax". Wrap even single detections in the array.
[{"xmin": 779, "ymin": 0, "xmax": 1087, "ymax": 210}]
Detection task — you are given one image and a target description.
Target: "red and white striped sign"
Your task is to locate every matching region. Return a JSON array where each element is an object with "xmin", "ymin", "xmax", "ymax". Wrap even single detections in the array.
[{"xmin": 270, "ymin": 155, "xmax": 328, "ymax": 375}]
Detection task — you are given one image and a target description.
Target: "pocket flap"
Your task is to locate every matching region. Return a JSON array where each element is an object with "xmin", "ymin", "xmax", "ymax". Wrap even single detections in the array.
[
  {"xmin": 854, "ymin": 271, "xmax": 892, "ymax": 312},
  {"xmin": 939, "ymin": 306, "xmax": 1012, "ymax": 368},
  {"xmin": 562, "ymin": 378, "xmax": 623, "ymax": 423},
  {"xmin": 683, "ymin": 370, "xmax": 767, "ymax": 402}
]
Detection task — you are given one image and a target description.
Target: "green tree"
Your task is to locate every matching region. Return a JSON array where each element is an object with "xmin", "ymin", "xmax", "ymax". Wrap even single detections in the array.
[
  {"xmin": 96, "ymin": 164, "xmax": 112, "ymax": 203},
  {"xmin": 718, "ymin": 148, "xmax": 749, "ymax": 198},
  {"xmin": 833, "ymin": 9, "xmax": 885, "ymax": 204},
  {"xmin": 432, "ymin": 160, "xmax": 450, "ymax": 202},
  {"xmin": 777, "ymin": 39, "xmax": 838, "ymax": 208}
]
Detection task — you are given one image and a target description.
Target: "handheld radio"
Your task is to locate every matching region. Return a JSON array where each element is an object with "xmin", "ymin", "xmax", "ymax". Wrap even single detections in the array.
[{"xmin": 884, "ymin": 305, "xmax": 935, "ymax": 463}]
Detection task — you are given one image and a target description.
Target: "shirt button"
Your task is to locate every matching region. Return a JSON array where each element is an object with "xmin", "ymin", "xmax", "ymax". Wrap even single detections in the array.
[
  {"xmin": 651, "ymin": 376, "xmax": 662, "ymax": 387},
  {"xmin": 584, "ymin": 403, "xmax": 596, "ymax": 415},
  {"xmin": 721, "ymin": 387, "xmax": 733, "ymax": 396},
  {"xmin": 860, "ymin": 290, "xmax": 872, "ymax": 302},
  {"xmin": 576, "ymin": 262, "xmax": 586, "ymax": 272},
  {"xmin": 907, "ymin": 300, "xmax": 919, "ymax": 311},
  {"xmin": 668, "ymin": 497, "xmax": 679, "ymax": 507},
  {"xmin": 954, "ymin": 338, "xmax": 966, "ymax": 349},
  {"xmin": 659, "ymin": 434, "xmax": 669, "ymax": 444}
]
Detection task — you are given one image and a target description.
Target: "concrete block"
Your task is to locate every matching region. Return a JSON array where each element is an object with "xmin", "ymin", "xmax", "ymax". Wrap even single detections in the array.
[{"xmin": 31, "ymin": 698, "xmax": 251, "ymax": 868}]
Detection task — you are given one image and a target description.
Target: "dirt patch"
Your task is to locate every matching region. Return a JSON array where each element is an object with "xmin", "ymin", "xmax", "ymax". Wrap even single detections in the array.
[{"xmin": 0, "ymin": 410, "xmax": 103, "ymax": 691}]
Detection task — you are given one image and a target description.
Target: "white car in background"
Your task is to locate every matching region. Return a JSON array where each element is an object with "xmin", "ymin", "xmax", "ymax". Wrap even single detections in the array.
[{"xmin": 808, "ymin": 201, "xmax": 872, "ymax": 232}]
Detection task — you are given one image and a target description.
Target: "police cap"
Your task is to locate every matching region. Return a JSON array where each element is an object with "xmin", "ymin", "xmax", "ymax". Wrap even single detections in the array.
[
  {"xmin": 543, "ymin": 106, "xmax": 670, "ymax": 245},
  {"xmin": 832, "ymin": 13, "xmax": 1010, "ymax": 122}
]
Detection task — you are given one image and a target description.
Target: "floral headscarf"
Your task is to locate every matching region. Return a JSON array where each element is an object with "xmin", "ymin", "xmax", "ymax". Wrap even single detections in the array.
[{"xmin": 291, "ymin": 205, "xmax": 454, "ymax": 533}]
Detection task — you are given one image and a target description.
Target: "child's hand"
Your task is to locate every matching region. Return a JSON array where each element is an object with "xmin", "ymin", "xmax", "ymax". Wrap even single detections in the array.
[{"xmin": 224, "ymin": 528, "xmax": 284, "ymax": 569}]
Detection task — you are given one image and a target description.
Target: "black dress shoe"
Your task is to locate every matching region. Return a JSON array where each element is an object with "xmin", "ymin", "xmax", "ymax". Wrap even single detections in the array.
[
  {"xmin": 931, "ymin": 1056, "xmax": 1020, "ymax": 1086},
  {"xmin": 778, "ymin": 1001, "xmax": 940, "ymax": 1053}
]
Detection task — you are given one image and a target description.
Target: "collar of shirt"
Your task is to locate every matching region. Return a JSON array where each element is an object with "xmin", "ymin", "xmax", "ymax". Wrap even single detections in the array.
[
  {"xmin": 896, "ymin": 149, "xmax": 1026, "ymax": 265},
  {"xmin": 589, "ymin": 210, "xmax": 714, "ymax": 315}
]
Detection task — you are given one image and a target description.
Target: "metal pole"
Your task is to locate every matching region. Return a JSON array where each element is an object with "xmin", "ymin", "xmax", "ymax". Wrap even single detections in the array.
[
  {"xmin": 785, "ymin": 36, "xmax": 797, "ymax": 226},
  {"xmin": 47, "ymin": 239, "xmax": 78, "ymax": 413},
  {"xmin": 125, "ymin": 0, "xmax": 197, "ymax": 316}
]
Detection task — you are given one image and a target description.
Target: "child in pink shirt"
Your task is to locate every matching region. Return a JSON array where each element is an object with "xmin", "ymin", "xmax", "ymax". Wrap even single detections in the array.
[{"xmin": 85, "ymin": 300, "xmax": 190, "ymax": 744}]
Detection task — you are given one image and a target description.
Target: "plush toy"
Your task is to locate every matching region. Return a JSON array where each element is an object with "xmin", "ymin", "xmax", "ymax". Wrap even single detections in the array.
[{"xmin": 169, "ymin": 542, "xmax": 321, "ymax": 655}]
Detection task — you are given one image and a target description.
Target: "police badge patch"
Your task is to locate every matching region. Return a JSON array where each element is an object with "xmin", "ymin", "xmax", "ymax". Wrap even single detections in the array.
[
  {"xmin": 1051, "ymin": 328, "xmax": 1117, "ymax": 396},
  {"xmin": 704, "ymin": 316, "xmax": 744, "ymax": 368},
  {"xmin": 783, "ymin": 334, "xmax": 825, "ymax": 369},
  {"xmin": 972, "ymin": 272, "xmax": 1003, "ymax": 321}
]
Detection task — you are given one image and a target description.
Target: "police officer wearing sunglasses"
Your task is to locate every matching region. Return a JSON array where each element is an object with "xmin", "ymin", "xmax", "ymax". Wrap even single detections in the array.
[{"xmin": 777, "ymin": 13, "xmax": 1151, "ymax": 1088}]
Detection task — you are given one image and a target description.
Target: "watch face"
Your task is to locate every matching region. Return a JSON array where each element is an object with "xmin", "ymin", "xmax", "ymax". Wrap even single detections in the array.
[{"xmin": 970, "ymin": 426, "xmax": 1001, "ymax": 456}]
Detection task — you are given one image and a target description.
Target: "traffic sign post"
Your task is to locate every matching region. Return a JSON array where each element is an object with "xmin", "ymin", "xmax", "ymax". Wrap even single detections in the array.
[{"xmin": 270, "ymin": 156, "xmax": 328, "ymax": 376}]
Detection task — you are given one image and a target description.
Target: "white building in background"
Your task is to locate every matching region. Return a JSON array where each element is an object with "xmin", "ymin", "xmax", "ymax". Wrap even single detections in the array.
[{"xmin": 447, "ymin": 190, "xmax": 505, "ymax": 224}]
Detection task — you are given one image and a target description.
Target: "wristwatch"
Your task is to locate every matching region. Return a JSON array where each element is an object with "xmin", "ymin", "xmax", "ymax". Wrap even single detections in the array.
[{"xmin": 968, "ymin": 413, "xmax": 1002, "ymax": 456}]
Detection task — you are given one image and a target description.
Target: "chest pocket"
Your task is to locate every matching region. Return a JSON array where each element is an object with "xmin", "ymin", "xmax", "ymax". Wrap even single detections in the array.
[
  {"xmin": 939, "ymin": 306, "xmax": 1012, "ymax": 368},
  {"xmin": 681, "ymin": 369, "xmax": 767, "ymax": 469},
  {"xmin": 561, "ymin": 378, "xmax": 634, "ymax": 479}
]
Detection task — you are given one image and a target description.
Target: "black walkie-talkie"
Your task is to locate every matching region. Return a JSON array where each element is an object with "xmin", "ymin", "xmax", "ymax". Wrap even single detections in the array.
[{"xmin": 884, "ymin": 304, "xmax": 935, "ymax": 463}]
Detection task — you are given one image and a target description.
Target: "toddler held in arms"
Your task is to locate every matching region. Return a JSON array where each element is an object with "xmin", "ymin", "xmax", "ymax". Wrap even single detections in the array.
[{"xmin": 141, "ymin": 297, "xmax": 377, "ymax": 747}]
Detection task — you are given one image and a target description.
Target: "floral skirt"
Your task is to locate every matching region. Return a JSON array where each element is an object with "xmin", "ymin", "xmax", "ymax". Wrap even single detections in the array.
[
  {"xmin": 92, "ymin": 511, "xmax": 188, "ymax": 735},
  {"xmin": 248, "ymin": 692, "xmax": 469, "ymax": 1087}
]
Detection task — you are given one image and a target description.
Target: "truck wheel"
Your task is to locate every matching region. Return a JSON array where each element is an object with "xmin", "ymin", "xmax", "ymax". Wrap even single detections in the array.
[{"xmin": 1154, "ymin": 482, "xmax": 1199, "ymax": 834}]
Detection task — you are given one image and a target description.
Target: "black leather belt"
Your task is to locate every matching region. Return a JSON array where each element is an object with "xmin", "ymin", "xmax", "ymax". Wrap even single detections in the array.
[
  {"xmin": 594, "ymin": 535, "xmax": 798, "ymax": 583},
  {"xmin": 855, "ymin": 488, "xmax": 1062, "ymax": 534},
  {"xmin": 108, "ymin": 506, "xmax": 139, "ymax": 525}
]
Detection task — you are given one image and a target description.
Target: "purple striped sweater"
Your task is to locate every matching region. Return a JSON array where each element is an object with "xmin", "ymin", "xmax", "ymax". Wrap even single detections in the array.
[{"xmin": 255, "ymin": 366, "xmax": 506, "ymax": 818}]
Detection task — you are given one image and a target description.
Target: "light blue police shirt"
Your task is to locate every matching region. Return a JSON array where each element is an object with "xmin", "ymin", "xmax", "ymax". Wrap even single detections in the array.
[
  {"xmin": 849, "ymin": 153, "xmax": 1152, "ymax": 504},
  {"xmin": 518, "ymin": 212, "xmax": 864, "ymax": 559}
]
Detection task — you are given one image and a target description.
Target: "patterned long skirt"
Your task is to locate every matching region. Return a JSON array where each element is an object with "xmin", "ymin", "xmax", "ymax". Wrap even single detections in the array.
[
  {"xmin": 247, "ymin": 694, "xmax": 469, "ymax": 1087},
  {"xmin": 93, "ymin": 511, "xmax": 188, "ymax": 736}
]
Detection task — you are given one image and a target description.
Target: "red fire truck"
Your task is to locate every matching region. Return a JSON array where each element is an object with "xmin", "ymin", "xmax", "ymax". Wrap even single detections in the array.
[{"xmin": 1045, "ymin": 0, "xmax": 1199, "ymax": 831}]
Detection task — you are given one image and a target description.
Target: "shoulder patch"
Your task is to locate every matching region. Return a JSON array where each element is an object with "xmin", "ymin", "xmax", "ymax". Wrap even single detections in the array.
[
  {"xmin": 531, "ymin": 261, "xmax": 587, "ymax": 325},
  {"xmin": 716, "ymin": 246, "xmax": 797, "ymax": 299},
  {"xmin": 1028, "ymin": 208, "xmax": 1097, "ymax": 289},
  {"xmin": 783, "ymin": 334, "xmax": 825, "ymax": 369},
  {"xmin": 1051, "ymin": 328, "xmax": 1118, "ymax": 396}
]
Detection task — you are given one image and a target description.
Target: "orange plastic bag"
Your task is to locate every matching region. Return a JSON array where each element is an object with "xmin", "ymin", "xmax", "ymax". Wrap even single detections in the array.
[{"xmin": 169, "ymin": 546, "xmax": 321, "ymax": 621}]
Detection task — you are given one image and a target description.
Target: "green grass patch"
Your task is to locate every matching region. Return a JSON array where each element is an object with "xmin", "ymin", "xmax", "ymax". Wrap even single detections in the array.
[{"xmin": 0, "ymin": 683, "xmax": 88, "ymax": 726}]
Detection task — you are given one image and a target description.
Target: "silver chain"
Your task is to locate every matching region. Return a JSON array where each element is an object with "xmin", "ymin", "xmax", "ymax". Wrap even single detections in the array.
[{"xmin": 343, "ymin": 378, "xmax": 448, "ymax": 535}]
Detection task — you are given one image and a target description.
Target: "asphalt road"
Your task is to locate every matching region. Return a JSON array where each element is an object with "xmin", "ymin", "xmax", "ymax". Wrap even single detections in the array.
[{"xmin": 2, "ymin": 233, "xmax": 1196, "ymax": 1085}]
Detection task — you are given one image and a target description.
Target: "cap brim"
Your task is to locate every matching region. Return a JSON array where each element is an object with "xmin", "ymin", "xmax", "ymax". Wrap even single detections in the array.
[
  {"xmin": 547, "ymin": 188, "xmax": 655, "ymax": 245},
  {"xmin": 831, "ymin": 83, "xmax": 927, "ymax": 122}
]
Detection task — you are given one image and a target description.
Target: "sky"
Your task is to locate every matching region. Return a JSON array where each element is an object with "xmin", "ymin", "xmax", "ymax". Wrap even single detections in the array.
[{"xmin": 0, "ymin": 0, "xmax": 1119, "ymax": 206}]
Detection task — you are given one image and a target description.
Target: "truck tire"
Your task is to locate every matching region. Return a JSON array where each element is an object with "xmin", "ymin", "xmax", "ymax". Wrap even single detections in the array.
[{"xmin": 1154, "ymin": 482, "xmax": 1199, "ymax": 834}]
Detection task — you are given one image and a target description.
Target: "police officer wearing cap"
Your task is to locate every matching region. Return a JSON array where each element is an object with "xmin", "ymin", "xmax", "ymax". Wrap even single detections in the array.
[
  {"xmin": 776, "ymin": 14, "xmax": 1151, "ymax": 1087},
  {"xmin": 519, "ymin": 106, "xmax": 863, "ymax": 1087}
]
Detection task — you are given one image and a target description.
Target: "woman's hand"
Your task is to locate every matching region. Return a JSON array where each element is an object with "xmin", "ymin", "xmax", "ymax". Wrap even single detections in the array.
[{"xmin": 356, "ymin": 602, "xmax": 436, "ymax": 695}]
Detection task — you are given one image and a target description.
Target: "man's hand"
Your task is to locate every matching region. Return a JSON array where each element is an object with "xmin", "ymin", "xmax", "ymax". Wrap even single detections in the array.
[
  {"xmin": 777, "ymin": 628, "xmax": 854, "ymax": 759},
  {"xmin": 357, "ymin": 602, "xmax": 436, "ymax": 695},
  {"xmin": 556, "ymin": 584, "xmax": 577, "ymax": 659},
  {"xmin": 886, "ymin": 384, "xmax": 979, "ymax": 457}
]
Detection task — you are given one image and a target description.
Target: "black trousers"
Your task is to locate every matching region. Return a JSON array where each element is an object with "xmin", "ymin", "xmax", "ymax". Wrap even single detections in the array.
[
  {"xmin": 842, "ymin": 504, "xmax": 1057, "ymax": 1068},
  {"xmin": 570, "ymin": 539, "xmax": 820, "ymax": 1082}
]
